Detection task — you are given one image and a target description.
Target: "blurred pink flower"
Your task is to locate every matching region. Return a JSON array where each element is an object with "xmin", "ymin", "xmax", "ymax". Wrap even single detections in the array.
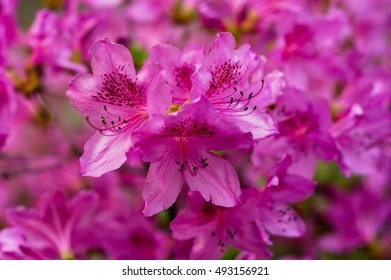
[{"xmin": 170, "ymin": 188, "xmax": 271, "ymax": 259}]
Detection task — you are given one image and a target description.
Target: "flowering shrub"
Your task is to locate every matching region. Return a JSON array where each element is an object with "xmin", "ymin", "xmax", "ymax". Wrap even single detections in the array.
[{"xmin": 0, "ymin": 0, "xmax": 390, "ymax": 260}]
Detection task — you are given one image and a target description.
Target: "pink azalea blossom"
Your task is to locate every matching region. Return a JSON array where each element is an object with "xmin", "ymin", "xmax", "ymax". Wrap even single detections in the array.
[
  {"xmin": 331, "ymin": 105, "xmax": 391, "ymax": 176},
  {"xmin": 6, "ymin": 191, "xmax": 99, "ymax": 259},
  {"xmin": 170, "ymin": 189, "xmax": 271, "ymax": 259},
  {"xmin": 132, "ymin": 96, "xmax": 253, "ymax": 216},
  {"xmin": 258, "ymin": 156, "xmax": 316, "ymax": 237},
  {"xmin": 96, "ymin": 214, "xmax": 170, "ymax": 260},
  {"xmin": 91, "ymin": 173, "xmax": 170, "ymax": 259},
  {"xmin": 319, "ymin": 187, "xmax": 391, "ymax": 254},
  {"xmin": 27, "ymin": 9, "xmax": 85, "ymax": 73},
  {"xmin": 67, "ymin": 38, "xmax": 171, "ymax": 176},
  {"xmin": 253, "ymin": 89, "xmax": 339, "ymax": 178}
]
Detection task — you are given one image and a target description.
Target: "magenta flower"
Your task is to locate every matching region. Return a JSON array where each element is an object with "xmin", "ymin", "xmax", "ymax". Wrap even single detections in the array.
[
  {"xmin": 319, "ymin": 187, "xmax": 391, "ymax": 254},
  {"xmin": 170, "ymin": 189, "xmax": 271, "ymax": 259},
  {"xmin": 337, "ymin": 70, "xmax": 391, "ymax": 111},
  {"xmin": 253, "ymin": 89, "xmax": 339, "ymax": 178},
  {"xmin": 27, "ymin": 9, "xmax": 85, "ymax": 73},
  {"xmin": 6, "ymin": 191, "xmax": 99, "ymax": 259},
  {"xmin": 331, "ymin": 105, "xmax": 391, "ymax": 176},
  {"xmin": 67, "ymin": 38, "xmax": 171, "ymax": 176},
  {"xmin": 132, "ymin": 96, "xmax": 253, "ymax": 216},
  {"xmin": 92, "ymin": 174, "xmax": 170, "ymax": 259},
  {"xmin": 191, "ymin": 32, "xmax": 278, "ymax": 140},
  {"xmin": 96, "ymin": 214, "xmax": 170, "ymax": 260},
  {"xmin": 258, "ymin": 156, "xmax": 316, "ymax": 237}
]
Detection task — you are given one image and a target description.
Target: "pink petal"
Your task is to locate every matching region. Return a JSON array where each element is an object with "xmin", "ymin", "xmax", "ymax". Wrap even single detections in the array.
[
  {"xmin": 190, "ymin": 231, "xmax": 225, "ymax": 260},
  {"xmin": 204, "ymin": 32, "xmax": 236, "ymax": 65},
  {"xmin": 170, "ymin": 209, "xmax": 204, "ymax": 240},
  {"xmin": 146, "ymin": 72, "xmax": 172, "ymax": 116},
  {"xmin": 233, "ymin": 111, "xmax": 278, "ymax": 140},
  {"xmin": 67, "ymin": 74, "xmax": 115, "ymax": 119},
  {"xmin": 89, "ymin": 38, "xmax": 136, "ymax": 83},
  {"xmin": 184, "ymin": 154, "xmax": 241, "ymax": 207},
  {"xmin": 80, "ymin": 132, "xmax": 133, "ymax": 177},
  {"xmin": 143, "ymin": 159, "xmax": 185, "ymax": 217},
  {"xmin": 260, "ymin": 202, "xmax": 306, "ymax": 237}
]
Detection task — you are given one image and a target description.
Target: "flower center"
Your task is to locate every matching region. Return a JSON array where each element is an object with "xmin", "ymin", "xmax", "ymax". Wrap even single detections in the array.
[
  {"xmin": 163, "ymin": 118, "xmax": 216, "ymax": 176},
  {"xmin": 87, "ymin": 65, "xmax": 148, "ymax": 136}
]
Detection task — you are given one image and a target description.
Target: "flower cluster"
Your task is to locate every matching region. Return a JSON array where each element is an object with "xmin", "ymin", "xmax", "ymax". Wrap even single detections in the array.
[{"xmin": 0, "ymin": 0, "xmax": 390, "ymax": 260}]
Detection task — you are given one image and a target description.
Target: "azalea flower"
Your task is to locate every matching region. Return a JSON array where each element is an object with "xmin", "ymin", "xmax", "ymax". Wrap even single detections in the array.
[
  {"xmin": 67, "ymin": 38, "xmax": 171, "ymax": 176},
  {"xmin": 6, "ymin": 191, "xmax": 99, "ymax": 259},
  {"xmin": 258, "ymin": 156, "xmax": 316, "ymax": 237},
  {"xmin": 170, "ymin": 189, "xmax": 271, "ymax": 259}
]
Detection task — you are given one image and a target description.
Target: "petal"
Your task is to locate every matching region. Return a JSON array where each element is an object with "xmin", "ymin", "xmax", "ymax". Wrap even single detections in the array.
[
  {"xmin": 146, "ymin": 72, "xmax": 172, "ymax": 116},
  {"xmin": 6, "ymin": 208, "xmax": 57, "ymax": 250},
  {"xmin": 230, "ymin": 222, "xmax": 272, "ymax": 258},
  {"xmin": 190, "ymin": 232, "xmax": 225, "ymax": 260},
  {"xmin": 269, "ymin": 174, "xmax": 316, "ymax": 203},
  {"xmin": 170, "ymin": 209, "xmax": 204, "ymax": 240},
  {"xmin": 204, "ymin": 32, "xmax": 236, "ymax": 65},
  {"xmin": 190, "ymin": 65, "xmax": 212, "ymax": 100},
  {"xmin": 288, "ymin": 152, "xmax": 317, "ymax": 179},
  {"xmin": 89, "ymin": 38, "xmax": 136, "ymax": 82},
  {"xmin": 260, "ymin": 202, "xmax": 306, "ymax": 237},
  {"xmin": 184, "ymin": 154, "xmax": 241, "ymax": 207},
  {"xmin": 149, "ymin": 44, "xmax": 180, "ymax": 70},
  {"xmin": 231, "ymin": 111, "xmax": 278, "ymax": 140},
  {"xmin": 39, "ymin": 192, "xmax": 69, "ymax": 234},
  {"xmin": 143, "ymin": 159, "xmax": 185, "ymax": 217},
  {"xmin": 80, "ymin": 132, "xmax": 133, "ymax": 177},
  {"xmin": 67, "ymin": 74, "xmax": 127, "ymax": 120},
  {"xmin": 181, "ymin": 44, "xmax": 204, "ymax": 65},
  {"xmin": 70, "ymin": 191, "xmax": 100, "ymax": 226},
  {"xmin": 132, "ymin": 115, "xmax": 168, "ymax": 162}
]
